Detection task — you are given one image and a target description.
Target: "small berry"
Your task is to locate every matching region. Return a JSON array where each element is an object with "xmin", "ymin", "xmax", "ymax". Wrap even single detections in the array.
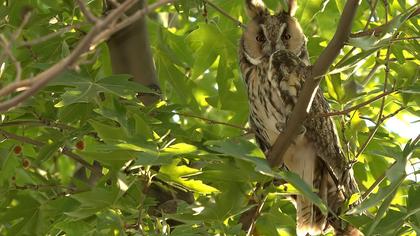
[
  {"xmin": 14, "ymin": 146, "xmax": 22, "ymax": 154},
  {"xmin": 75, "ymin": 140, "xmax": 85, "ymax": 150},
  {"xmin": 22, "ymin": 158, "xmax": 31, "ymax": 169}
]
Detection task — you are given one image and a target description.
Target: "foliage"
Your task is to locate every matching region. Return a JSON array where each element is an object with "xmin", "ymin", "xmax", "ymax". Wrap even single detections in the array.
[{"xmin": 0, "ymin": 0, "xmax": 419, "ymax": 235}]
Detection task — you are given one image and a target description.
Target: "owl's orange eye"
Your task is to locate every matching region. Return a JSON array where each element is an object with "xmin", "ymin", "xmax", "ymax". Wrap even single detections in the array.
[
  {"xmin": 256, "ymin": 34, "xmax": 266, "ymax": 42},
  {"xmin": 282, "ymin": 33, "xmax": 291, "ymax": 40}
]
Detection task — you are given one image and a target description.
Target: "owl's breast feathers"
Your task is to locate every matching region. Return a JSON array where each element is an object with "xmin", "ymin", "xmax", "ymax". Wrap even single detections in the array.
[{"xmin": 240, "ymin": 48, "xmax": 357, "ymax": 197}]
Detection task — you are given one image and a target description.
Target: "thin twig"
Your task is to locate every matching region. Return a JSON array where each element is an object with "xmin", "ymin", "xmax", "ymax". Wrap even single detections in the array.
[
  {"xmin": 92, "ymin": 0, "xmax": 175, "ymax": 45},
  {"xmin": 0, "ymin": 0, "xmax": 140, "ymax": 111},
  {"xmin": 360, "ymin": 132, "xmax": 416, "ymax": 202},
  {"xmin": 0, "ymin": 119, "xmax": 76, "ymax": 130},
  {"xmin": 316, "ymin": 90, "xmax": 397, "ymax": 118},
  {"xmin": 19, "ymin": 23, "xmax": 86, "ymax": 47},
  {"xmin": 334, "ymin": 0, "xmax": 379, "ymax": 69},
  {"xmin": 13, "ymin": 183, "xmax": 76, "ymax": 191},
  {"xmin": 0, "ymin": 11, "xmax": 32, "ymax": 66},
  {"xmin": 77, "ymin": 0, "xmax": 99, "ymax": 23},
  {"xmin": 246, "ymin": 195, "xmax": 267, "ymax": 236},
  {"xmin": 364, "ymin": 0, "xmax": 380, "ymax": 31},
  {"xmin": 391, "ymin": 36, "xmax": 420, "ymax": 42},
  {"xmin": 354, "ymin": 107, "xmax": 405, "ymax": 160},
  {"xmin": 0, "ymin": 129, "xmax": 101, "ymax": 176},
  {"xmin": 354, "ymin": 5, "xmax": 395, "ymax": 160},
  {"xmin": 0, "ymin": 35, "xmax": 22, "ymax": 81},
  {"xmin": 361, "ymin": 162, "xmax": 395, "ymax": 200},
  {"xmin": 350, "ymin": 6, "xmax": 420, "ymax": 38},
  {"xmin": 202, "ymin": 0, "xmax": 246, "ymax": 28},
  {"xmin": 362, "ymin": 63, "xmax": 380, "ymax": 85},
  {"xmin": 171, "ymin": 112, "xmax": 249, "ymax": 131}
]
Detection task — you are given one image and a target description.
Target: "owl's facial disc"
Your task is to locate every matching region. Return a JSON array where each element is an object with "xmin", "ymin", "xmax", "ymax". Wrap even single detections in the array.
[{"xmin": 242, "ymin": 11, "xmax": 307, "ymax": 65}]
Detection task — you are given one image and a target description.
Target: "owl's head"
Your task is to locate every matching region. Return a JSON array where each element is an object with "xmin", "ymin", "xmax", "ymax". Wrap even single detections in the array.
[{"xmin": 241, "ymin": 0, "xmax": 308, "ymax": 65}]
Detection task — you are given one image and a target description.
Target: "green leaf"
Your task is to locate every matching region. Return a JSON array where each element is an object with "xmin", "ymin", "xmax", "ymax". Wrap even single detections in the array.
[
  {"xmin": 159, "ymin": 159, "xmax": 219, "ymax": 194},
  {"xmin": 0, "ymin": 194, "xmax": 44, "ymax": 235},
  {"xmin": 54, "ymin": 220, "xmax": 93, "ymax": 236},
  {"xmin": 163, "ymin": 143, "xmax": 197, "ymax": 154},
  {"xmin": 187, "ymin": 23, "xmax": 231, "ymax": 79},
  {"xmin": 49, "ymin": 74, "xmax": 156, "ymax": 106},
  {"xmin": 37, "ymin": 139, "xmax": 64, "ymax": 162},
  {"xmin": 256, "ymin": 212, "xmax": 295, "ymax": 236},
  {"xmin": 67, "ymin": 187, "xmax": 120, "ymax": 219},
  {"xmin": 0, "ymin": 152, "xmax": 20, "ymax": 186},
  {"xmin": 366, "ymin": 185, "xmax": 399, "ymax": 236},
  {"xmin": 408, "ymin": 185, "xmax": 420, "ymax": 213},
  {"xmin": 205, "ymin": 139, "xmax": 272, "ymax": 175},
  {"xmin": 347, "ymin": 175, "xmax": 404, "ymax": 215},
  {"xmin": 277, "ymin": 171, "xmax": 328, "ymax": 215},
  {"xmin": 88, "ymin": 120, "xmax": 126, "ymax": 142}
]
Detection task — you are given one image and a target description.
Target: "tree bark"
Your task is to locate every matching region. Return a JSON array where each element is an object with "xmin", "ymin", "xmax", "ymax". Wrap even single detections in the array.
[
  {"xmin": 104, "ymin": 0, "xmax": 193, "ymax": 222},
  {"xmin": 106, "ymin": 0, "xmax": 160, "ymax": 105}
]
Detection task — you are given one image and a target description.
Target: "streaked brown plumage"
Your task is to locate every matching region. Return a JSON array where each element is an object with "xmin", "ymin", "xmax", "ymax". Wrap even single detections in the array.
[{"xmin": 239, "ymin": 0, "xmax": 360, "ymax": 235}]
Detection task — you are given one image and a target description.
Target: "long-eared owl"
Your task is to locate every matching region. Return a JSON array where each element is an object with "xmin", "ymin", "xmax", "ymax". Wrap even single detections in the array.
[{"xmin": 238, "ymin": 0, "xmax": 360, "ymax": 235}]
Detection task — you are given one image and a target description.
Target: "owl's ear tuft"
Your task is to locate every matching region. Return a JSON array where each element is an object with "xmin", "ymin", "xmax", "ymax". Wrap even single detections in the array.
[
  {"xmin": 278, "ymin": 0, "xmax": 297, "ymax": 16},
  {"xmin": 286, "ymin": 0, "xmax": 297, "ymax": 16},
  {"xmin": 245, "ymin": 0, "xmax": 267, "ymax": 18}
]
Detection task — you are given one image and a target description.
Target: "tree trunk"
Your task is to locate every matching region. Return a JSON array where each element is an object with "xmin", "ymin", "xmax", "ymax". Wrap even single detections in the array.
[{"xmin": 106, "ymin": 0, "xmax": 160, "ymax": 105}]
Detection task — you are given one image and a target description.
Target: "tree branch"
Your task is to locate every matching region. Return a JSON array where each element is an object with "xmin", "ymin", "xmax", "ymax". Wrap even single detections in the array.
[
  {"xmin": 0, "ymin": 129, "xmax": 101, "ymax": 176},
  {"xmin": 0, "ymin": 35, "xmax": 22, "ymax": 81},
  {"xmin": 267, "ymin": 0, "xmax": 360, "ymax": 168},
  {"xmin": 0, "ymin": 11, "xmax": 31, "ymax": 66},
  {"xmin": 0, "ymin": 0, "xmax": 173, "ymax": 112},
  {"xmin": 19, "ymin": 23, "xmax": 86, "ymax": 47},
  {"xmin": 354, "ymin": 6, "xmax": 397, "ymax": 160},
  {"xmin": 93, "ymin": 0, "xmax": 175, "ymax": 44},
  {"xmin": 202, "ymin": 0, "xmax": 246, "ymax": 28},
  {"xmin": 0, "ymin": 119, "xmax": 75, "ymax": 130},
  {"xmin": 77, "ymin": 0, "xmax": 98, "ymax": 23},
  {"xmin": 350, "ymin": 6, "xmax": 419, "ymax": 38},
  {"xmin": 316, "ymin": 90, "xmax": 397, "ymax": 118},
  {"xmin": 172, "ymin": 112, "xmax": 249, "ymax": 131},
  {"xmin": 106, "ymin": 0, "xmax": 165, "ymax": 105}
]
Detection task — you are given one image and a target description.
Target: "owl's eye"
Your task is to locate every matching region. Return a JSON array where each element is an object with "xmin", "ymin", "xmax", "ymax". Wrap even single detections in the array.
[
  {"xmin": 256, "ymin": 34, "xmax": 266, "ymax": 42},
  {"xmin": 282, "ymin": 32, "xmax": 291, "ymax": 40}
]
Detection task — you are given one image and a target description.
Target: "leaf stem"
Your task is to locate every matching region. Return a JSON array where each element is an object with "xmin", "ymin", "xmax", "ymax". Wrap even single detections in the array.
[{"xmin": 0, "ymin": 129, "xmax": 101, "ymax": 176}]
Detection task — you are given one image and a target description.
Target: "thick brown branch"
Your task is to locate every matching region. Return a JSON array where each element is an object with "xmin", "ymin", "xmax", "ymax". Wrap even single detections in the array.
[
  {"xmin": 106, "ymin": 0, "xmax": 164, "ymax": 105},
  {"xmin": 93, "ymin": 0, "xmax": 175, "ymax": 44},
  {"xmin": 0, "ymin": 79, "xmax": 33, "ymax": 97},
  {"xmin": 0, "ymin": 0, "xmax": 174, "ymax": 112},
  {"xmin": 267, "ymin": 0, "xmax": 360, "ymax": 168}
]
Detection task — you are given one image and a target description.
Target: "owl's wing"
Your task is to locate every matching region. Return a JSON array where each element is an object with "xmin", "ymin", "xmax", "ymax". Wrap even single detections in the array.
[
  {"xmin": 304, "ymin": 90, "xmax": 347, "ymax": 183},
  {"xmin": 304, "ymin": 89, "xmax": 358, "ymax": 195},
  {"xmin": 304, "ymin": 89, "xmax": 360, "ymax": 233}
]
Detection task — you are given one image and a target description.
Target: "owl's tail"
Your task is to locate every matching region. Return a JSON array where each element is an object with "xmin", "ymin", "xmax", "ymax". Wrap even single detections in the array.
[
  {"xmin": 295, "ymin": 158, "xmax": 362, "ymax": 236},
  {"xmin": 283, "ymin": 136, "xmax": 327, "ymax": 236},
  {"xmin": 294, "ymin": 156, "xmax": 328, "ymax": 236}
]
